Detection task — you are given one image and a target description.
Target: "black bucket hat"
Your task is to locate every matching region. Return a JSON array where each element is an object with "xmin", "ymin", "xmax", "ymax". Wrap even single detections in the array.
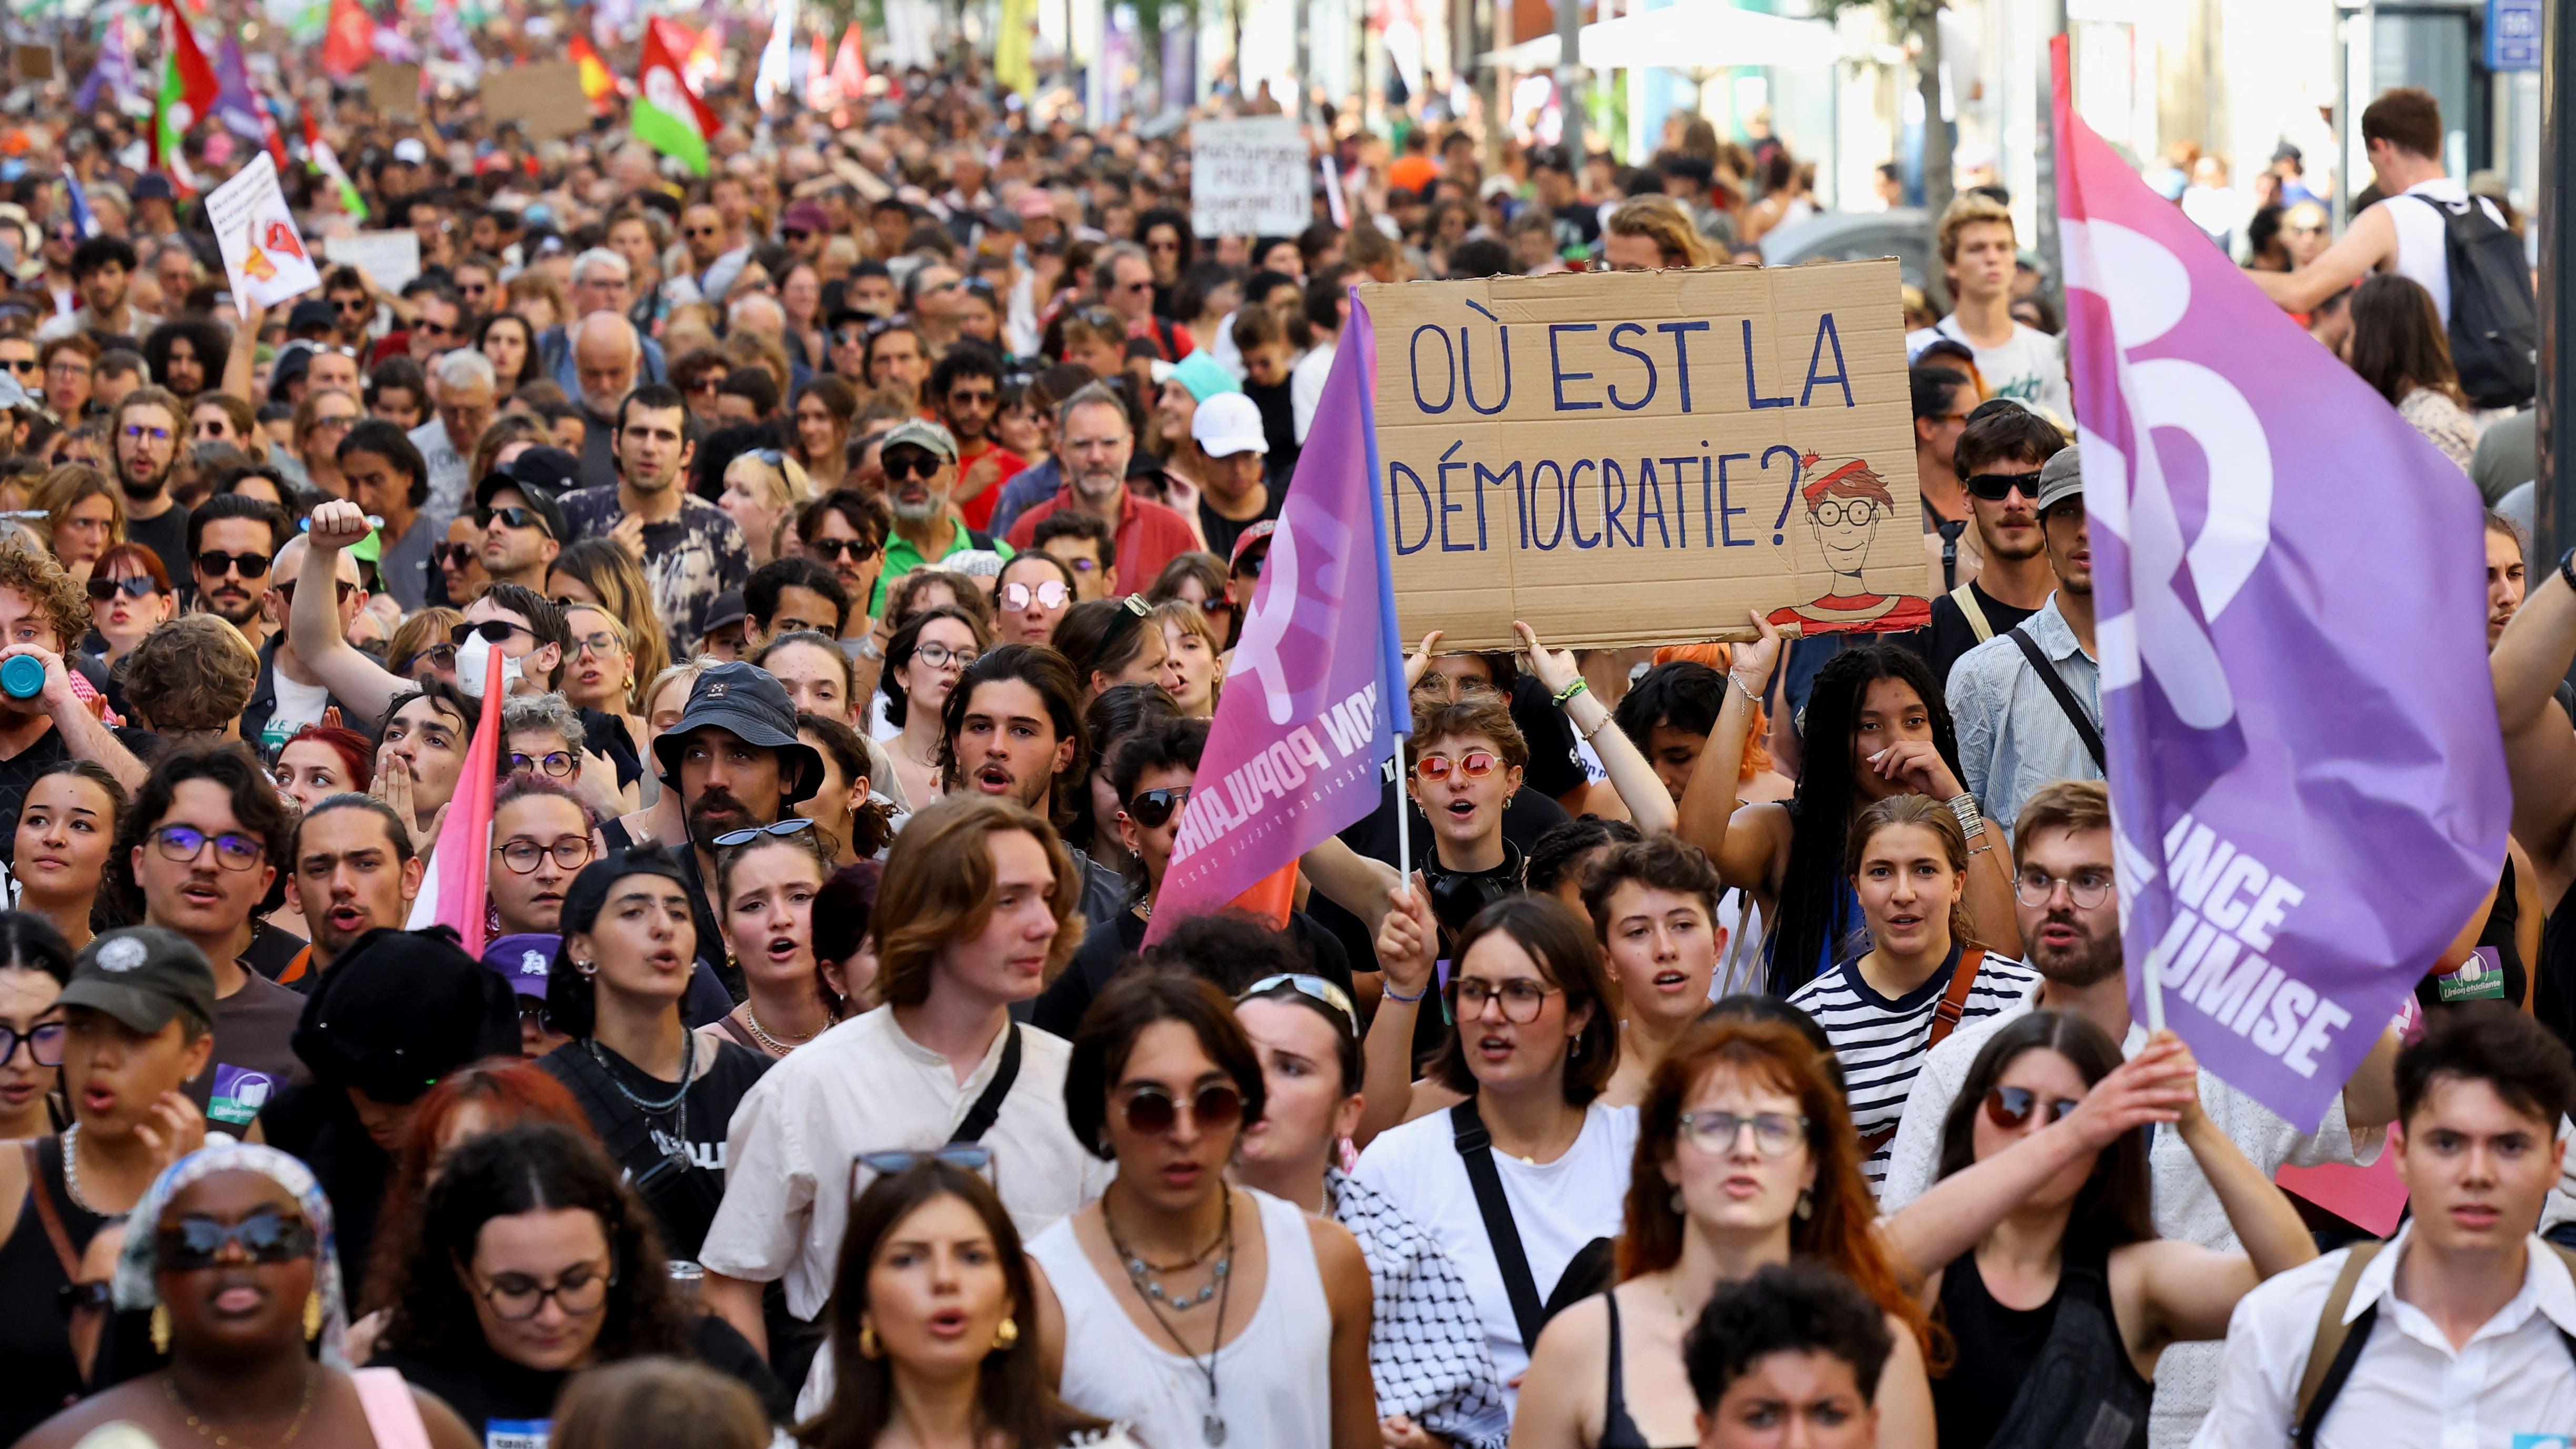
[{"xmin": 649, "ymin": 660, "xmax": 823, "ymax": 806}]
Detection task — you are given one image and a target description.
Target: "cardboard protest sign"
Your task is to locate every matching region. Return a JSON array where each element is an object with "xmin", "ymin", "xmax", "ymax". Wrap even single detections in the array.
[
  {"xmin": 1190, "ymin": 117, "xmax": 1307, "ymax": 238},
  {"xmin": 365, "ymin": 61, "xmax": 422, "ymax": 119},
  {"xmin": 206, "ymin": 154, "xmax": 321, "ymax": 318},
  {"xmin": 1361, "ymin": 260, "xmax": 1919, "ymax": 652},
  {"xmin": 483, "ymin": 62, "xmax": 589, "ymax": 142},
  {"xmin": 321, "ymin": 230, "xmax": 421, "ymax": 291},
  {"xmin": 14, "ymin": 46, "xmax": 55, "ymax": 81}
]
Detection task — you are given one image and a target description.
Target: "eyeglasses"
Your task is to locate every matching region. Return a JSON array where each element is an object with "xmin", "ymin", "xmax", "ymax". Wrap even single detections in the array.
[
  {"xmin": 396, "ymin": 642, "xmax": 458, "ymax": 677},
  {"xmin": 852, "ymin": 1144, "xmax": 994, "ymax": 1197},
  {"xmin": 882, "ymin": 450, "xmax": 943, "ymax": 480},
  {"xmin": 685, "ymin": 224, "xmax": 722, "ymax": 238},
  {"xmin": 1453, "ymin": 976, "xmax": 1558, "ymax": 1022},
  {"xmin": 1237, "ymin": 973, "xmax": 1359, "ymax": 1037},
  {"xmin": 85, "ymin": 576, "xmax": 158, "ymax": 602},
  {"xmin": 477, "ymin": 505, "xmax": 552, "ymax": 537},
  {"xmin": 573, "ymin": 630, "xmax": 623, "ymax": 658},
  {"xmin": 1122, "ymin": 785, "xmax": 1191, "ymax": 829},
  {"xmin": 2014, "ymin": 868, "xmax": 2116, "ymax": 910},
  {"xmin": 0, "ymin": 1021, "xmax": 66, "ymax": 1068},
  {"xmin": 122, "ymin": 424, "xmax": 172, "ymax": 444},
  {"xmin": 450, "ymin": 619, "xmax": 534, "ymax": 647},
  {"xmin": 911, "ymin": 640, "xmax": 977, "ymax": 670},
  {"xmin": 1413, "ymin": 750, "xmax": 1500, "ymax": 782},
  {"xmin": 508, "ymin": 750, "xmax": 577, "ymax": 780},
  {"xmin": 47, "ymin": 359, "xmax": 91, "ymax": 379},
  {"xmin": 712, "ymin": 818, "xmax": 819, "ymax": 849},
  {"xmin": 1963, "ymin": 471, "xmax": 2043, "ymax": 502},
  {"xmin": 496, "ymin": 836, "xmax": 593, "ymax": 872},
  {"xmin": 1810, "ymin": 499, "xmax": 1880, "ymax": 527},
  {"xmin": 1676, "ymin": 1110, "xmax": 1808, "ymax": 1158},
  {"xmin": 1001, "ymin": 580, "xmax": 1069, "ymax": 611},
  {"xmin": 477, "ymin": 1264, "xmax": 615, "ymax": 1321},
  {"xmin": 806, "ymin": 538, "xmax": 879, "ymax": 564},
  {"xmin": 1115, "ymin": 1080, "xmax": 1244, "ymax": 1138},
  {"xmin": 331, "ymin": 298, "xmax": 370, "ymax": 315},
  {"xmin": 946, "ymin": 387, "xmax": 997, "ymax": 409},
  {"xmin": 684, "ymin": 374, "xmax": 721, "ymax": 395},
  {"xmin": 195, "ymin": 550, "xmax": 271, "ymax": 580},
  {"xmin": 153, "ymin": 824, "xmax": 265, "ymax": 870},
  {"xmin": 1984, "ymin": 1085, "xmax": 2082, "ymax": 1130},
  {"xmin": 155, "ymin": 1208, "xmax": 317, "ymax": 1272}
]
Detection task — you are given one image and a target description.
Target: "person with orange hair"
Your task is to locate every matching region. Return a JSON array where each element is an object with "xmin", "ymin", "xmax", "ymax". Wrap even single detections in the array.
[
  {"xmin": 1766, "ymin": 451, "xmax": 1931, "ymax": 634},
  {"xmin": 1510, "ymin": 1014, "xmax": 1937, "ymax": 1449}
]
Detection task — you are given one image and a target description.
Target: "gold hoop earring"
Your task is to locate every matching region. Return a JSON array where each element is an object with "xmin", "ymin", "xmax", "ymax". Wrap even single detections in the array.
[
  {"xmin": 150, "ymin": 1304, "xmax": 172, "ymax": 1354},
  {"xmin": 305, "ymin": 1291, "xmax": 323, "ymax": 1341},
  {"xmin": 858, "ymin": 1321, "xmax": 882, "ymax": 1359},
  {"xmin": 992, "ymin": 1316, "xmax": 1019, "ymax": 1352}
]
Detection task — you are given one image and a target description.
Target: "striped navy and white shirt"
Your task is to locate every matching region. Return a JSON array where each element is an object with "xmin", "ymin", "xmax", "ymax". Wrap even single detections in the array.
[{"xmin": 1787, "ymin": 942, "xmax": 2039, "ymax": 1192}]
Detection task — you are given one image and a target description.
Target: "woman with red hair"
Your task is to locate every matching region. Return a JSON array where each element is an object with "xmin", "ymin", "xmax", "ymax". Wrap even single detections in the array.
[
  {"xmin": 1511, "ymin": 1015, "xmax": 1937, "ymax": 1448},
  {"xmin": 273, "ymin": 723, "xmax": 377, "ymax": 813}
]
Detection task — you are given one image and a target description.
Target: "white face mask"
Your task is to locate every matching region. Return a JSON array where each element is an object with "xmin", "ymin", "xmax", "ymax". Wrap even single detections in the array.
[{"xmin": 457, "ymin": 643, "xmax": 524, "ymax": 698}]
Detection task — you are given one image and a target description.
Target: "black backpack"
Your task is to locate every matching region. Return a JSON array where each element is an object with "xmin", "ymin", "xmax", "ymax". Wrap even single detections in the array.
[{"xmin": 2409, "ymin": 193, "xmax": 2537, "ymax": 409}]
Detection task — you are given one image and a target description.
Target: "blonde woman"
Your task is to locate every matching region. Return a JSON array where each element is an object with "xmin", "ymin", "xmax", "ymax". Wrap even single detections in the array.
[
  {"xmin": 562, "ymin": 603, "xmax": 654, "ymax": 801},
  {"xmin": 1602, "ymin": 196, "xmax": 1718, "ymax": 273},
  {"xmin": 29, "ymin": 465, "xmax": 124, "ymax": 582},
  {"xmin": 1148, "ymin": 597, "xmax": 1221, "ymax": 718},
  {"xmin": 718, "ymin": 449, "xmax": 811, "ymax": 569},
  {"xmin": 550, "ymin": 539, "xmax": 674, "ymax": 710}
]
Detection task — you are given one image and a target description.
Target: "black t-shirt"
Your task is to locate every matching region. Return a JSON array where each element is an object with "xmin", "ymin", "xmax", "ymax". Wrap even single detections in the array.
[
  {"xmin": 1199, "ymin": 488, "xmax": 1283, "ymax": 565},
  {"xmin": 1508, "ymin": 673, "xmax": 1587, "ymax": 803},
  {"xmin": 1915, "ymin": 583, "xmax": 2041, "ymax": 692},
  {"xmin": 1553, "ymin": 202, "xmax": 1602, "ymax": 254},
  {"xmin": 375, "ymin": 1314, "xmax": 784, "ymax": 1443},
  {"xmin": 124, "ymin": 502, "xmax": 192, "ymax": 589},
  {"xmin": 1031, "ymin": 905, "xmax": 1352, "ymax": 1038},
  {"xmin": 1241, "ymin": 378, "xmax": 1301, "ymax": 488},
  {"xmin": 0, "ymin": 1135, "xmax": 108, "ymax": 1447},
  {"xmin": 254, "ymin": 1084, "xmax": 389, "ymax": 1287},
  {"xmin": 540, "ymin": 1037, "xmax": 770, "ymax": 1259}
]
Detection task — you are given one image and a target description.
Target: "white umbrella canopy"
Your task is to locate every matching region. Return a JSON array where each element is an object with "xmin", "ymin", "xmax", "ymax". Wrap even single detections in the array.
[{"xmin": 1481, "ymin": 1, "xmax": 1848, "ymax": 74}]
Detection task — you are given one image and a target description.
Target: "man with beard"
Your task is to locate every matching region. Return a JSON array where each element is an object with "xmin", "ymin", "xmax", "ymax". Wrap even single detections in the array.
[
  {"xmin": 275, "ymin": 794, "xmax": 421, "ymax": 990},
  {"xmin": 0, "ymin": 547, "xmax": 150, "ymax": 865},
  {"xmin": 38, "ymin": 236, "xmax": 162, "ymax": 344},
  {"xmin": 630, "ymin": 661, "xmax": 821, "ymax": 1003},
  {"xmin": 338, "ymin": 419, "xmax": 436, "ymax": 613},
  {"xmin": 1914, "ymin": 401, "xmax": 2064, "ymax": 686},
  {"xmin": 1003, "ymin": 382, "xmax": 1195, "ymax": 591},
  {"xmin": 559, "ymin": 382, "xmax": 749, "ymax": 657},
  {"xmin": 1878, "ymin": 779, "xmax": 2401, "ymax": 1449},
  {"xmin": 870, "ymin": 419, "xmax": 1008, "ymax": 615},
  {"xmin": 185, "ymin": 495, "xmax": 290, "ymax": 652},
  {"xmin": 937, "ymin": 643, "xmax": 1125, "ymax": 926},
  {"xmin": 111, "ymin": 385, "xmax": 192, "ymax": 582},
  {"xmin": 931, "ymin": 347, "xmax": 1025, "ymax": 531},
  {"xmin": 568, "ymin": 312, "xmax": 644, "ymax": 491}
]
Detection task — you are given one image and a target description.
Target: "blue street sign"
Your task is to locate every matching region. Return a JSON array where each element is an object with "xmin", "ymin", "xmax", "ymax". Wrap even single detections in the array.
[{"xmin": 2490, "ymin": 0, "xmax": 2542, "ymax": 72}]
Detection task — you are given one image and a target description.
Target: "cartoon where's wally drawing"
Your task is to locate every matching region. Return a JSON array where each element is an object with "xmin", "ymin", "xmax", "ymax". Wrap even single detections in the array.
[{"xmin": 1766, "ymin": 450, "xmax": 1930, "ymax": 634}]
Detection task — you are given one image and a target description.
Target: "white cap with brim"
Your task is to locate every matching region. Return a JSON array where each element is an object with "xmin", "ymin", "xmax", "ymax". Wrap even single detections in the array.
[{"xmin": 1191, "ymin": 394, "xmax": 1268, "ymax": 458}]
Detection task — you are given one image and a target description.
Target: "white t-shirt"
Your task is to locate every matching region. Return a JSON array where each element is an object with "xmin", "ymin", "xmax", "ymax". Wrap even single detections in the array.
[
  {"xmin": 261, "ymin": 672, "xmax": 333, "ymax": 759},
  {"xmin": 2379, "ymin": 177, "xmax": 2508, "ymax": 325},
  {"xmin": 1290, "ymin": 341, "xmax": 1336, "ymax": 444},
  {"xmin": 1907, "ymin": 316, "xmax": 2074, "ymax": 428},
  {"xmin": 1351, "ymin": 1101, "xmax": 1637, "ymax": 1407},
  {"xmin": 698, "ymin": 1007, "xmax": 1114, "ymax": 1321}
]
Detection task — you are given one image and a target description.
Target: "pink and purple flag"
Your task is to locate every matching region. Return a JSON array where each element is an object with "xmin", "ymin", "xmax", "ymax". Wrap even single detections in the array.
[
  {"xmin": 2051, "ymin": 39, "xmax": 2508, "ymax": 1130},
  {"xmin": 405, "ymin": 642, "xmax": 507, "ymax": 957},
  {"xmin": 1143, "ymin": 295, "xmax": 1413, "ymax": 943}
]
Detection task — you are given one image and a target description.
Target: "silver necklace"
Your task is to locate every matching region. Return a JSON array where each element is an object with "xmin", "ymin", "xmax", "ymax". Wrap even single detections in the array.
[
  {"xmin": 61, "ymin": 1124, "xmax": 105, "ymax": 1216},
  {"xmin": 586, "ymin": 1034, "xmax": 695, "ymax": 1162},
  {"xmin": 739, "ymin": 1003, "xmax": 821, "ymax": 1054},
  {"xmin": 1103, "ymin": 1192, "xmax": 1233, "ymax": 1445}
]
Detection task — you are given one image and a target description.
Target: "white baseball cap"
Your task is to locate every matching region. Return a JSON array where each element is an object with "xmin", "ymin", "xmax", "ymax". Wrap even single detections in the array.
[{"xmin": 1191, "ymin": 393, "xmax": 1268, "ymax": 459}]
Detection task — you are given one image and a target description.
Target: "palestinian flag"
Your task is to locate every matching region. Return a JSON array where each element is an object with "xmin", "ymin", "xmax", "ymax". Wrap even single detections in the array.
[
  {"xmin": 303, "ymin": 112, "xmax": 368, "ymax": 223},
  {"xmin": 633, "ymin": 18, "xmax": 718, "ymax": 176},
  {"xmin": 152, "ymin": 0, "xmax": 220, "ymax": 185}
]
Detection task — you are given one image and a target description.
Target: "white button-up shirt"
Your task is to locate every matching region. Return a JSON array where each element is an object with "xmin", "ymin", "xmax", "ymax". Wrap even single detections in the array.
[
  {"xmin": 698, "ymin": 1004, "xmax": 1113, "ymax": 1320},
  {"xmin": 2192, "ymin": 1224, "xmax": 2576, "ymax": 1449}
]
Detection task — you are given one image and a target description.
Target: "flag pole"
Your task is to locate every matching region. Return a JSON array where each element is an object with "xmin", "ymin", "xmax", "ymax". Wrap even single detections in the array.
[{"xmin": 1394, "ymin": 730, "xmax": 1413, "ymax": 889}]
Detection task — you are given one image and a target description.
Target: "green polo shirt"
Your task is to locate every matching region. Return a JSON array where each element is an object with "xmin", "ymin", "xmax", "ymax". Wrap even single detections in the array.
[{"xmin": 872, "ymin": 516, "xmax": 1013, "ymax": 615}]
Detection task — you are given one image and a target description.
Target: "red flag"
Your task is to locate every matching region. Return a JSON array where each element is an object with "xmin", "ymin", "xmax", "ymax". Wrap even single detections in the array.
[
  {"xmin": 569, "ymin": 34, "xmax": 617, "ymax": 110},
  {"xmin": 644, "ymin": 18, "xmax": 721, "ymax": 138},
  {"xmin": 152, "ymin": 0, "xmax": 221, "ymax": 177},
  {"xmin": 323, "ymin": 0, "xmax": 376, "ymax": 79},
  {"xmin": 831, "ymin": 23, "xmax": 868, "ymax": 98}
]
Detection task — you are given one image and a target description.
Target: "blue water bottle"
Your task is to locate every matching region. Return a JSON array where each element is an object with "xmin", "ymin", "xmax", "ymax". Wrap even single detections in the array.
[{"xmin": 0, "ymin": 655, "xmax": 44, "ymax": 701}]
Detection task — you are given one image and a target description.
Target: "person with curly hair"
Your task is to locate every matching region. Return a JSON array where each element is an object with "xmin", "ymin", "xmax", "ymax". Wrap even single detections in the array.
[
  {"xmin": 0, "ymin": 545, "xmax": 149, "ymax": 868},
  {"xmin": 117, "ymin": 615, "xmax": 260, "ymax": 746}
]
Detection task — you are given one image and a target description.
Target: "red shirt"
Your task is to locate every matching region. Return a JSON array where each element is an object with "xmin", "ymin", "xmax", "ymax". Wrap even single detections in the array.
[
  {"xmin": 954, "ymin": 440, "xmax": 1027, "ymax": 531},
  {"xmin": 1005, "ymin": 487, "xmax": 1200, "ymax": 592}
]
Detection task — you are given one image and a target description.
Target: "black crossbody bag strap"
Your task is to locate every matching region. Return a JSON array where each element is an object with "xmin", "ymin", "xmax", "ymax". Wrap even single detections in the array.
[
  {"xmin": 950, "ymin": 1024, "xmax": 1022, "ymax": 1145},
  {"xmin": 2006, "ymin": 626, "xmax": 2107, "ymax": 771},
  {"xmin": 1451, "ymin": 1100, "xmax": 1546, "ymax": 1353}
]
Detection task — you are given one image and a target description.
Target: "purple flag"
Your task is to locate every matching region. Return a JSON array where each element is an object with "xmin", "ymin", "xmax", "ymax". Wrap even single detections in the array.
[
  {"xmin": 213, "ymin": 37, "xmax": 267, "ymax": 144},
  {"xmin": 1144, "ymin": 296, "xmax": 1413, "ymax": 943},
  {"xmin": 74, "ymin": 16, "xmax": 138, "ymax": 114},
  {"xmin": 2051, "ymin": 43, "xmax": 2507, "ymax": 1130}
]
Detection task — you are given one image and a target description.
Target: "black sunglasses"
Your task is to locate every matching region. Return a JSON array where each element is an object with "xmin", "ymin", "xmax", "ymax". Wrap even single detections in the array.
[
  {"xmin": 437, "ymin": 542, "xmax": 478, "ymax": 568},
  {"xmin": 275, "ymin": 579, "xmax": 360, "ymax": 607},
  {"xmin": 1123, "ymin": 786, "xmax": 1191, "ymax": 829},
  {"xmin": 807, "ymin": 538, "xmax": 880, "ymax": 563},
  {"xmin": 195, "ymin": 550, "xmax": 271, "ymax": 579},
  {"xmin": 476, "ymin": 505, "xmax": 553, "ymax": 537},
  {"xmin": 1964, "ymin": 471, "xmax": 2043, "ymax": 502},
  {"xmin": 450, "ymin": 618, "xmax": 533, "ymax": 647},
  {"xmin": 85, "ymin": 575, "xmax": 159, "ymax": 602},
  {"xmin": 156, "ymin": 1208, "xmax": 317, "ymax": 1272}
]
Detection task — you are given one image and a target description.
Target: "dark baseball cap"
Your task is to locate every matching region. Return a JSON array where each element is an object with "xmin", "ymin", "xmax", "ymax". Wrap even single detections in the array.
[
  {"xmin": 482, "ymin": 933, "xmax": 560, "ymax": 1000},
  {"xmin": 56, "ymin": 928, "xmax": 216, "ymax": 1035},
  {"xmin": 504, "ymin": 446, "xmax": 583, "ymax": 496},
  {"xmin": 290, "ymin": 927, "xmax": 521, "ymax": 1104},
  {"xmin": 650, "ymin": 660, "xmax": 822, "ymax": 804},
  {"xmin": 471, "ymin": 473, "xmax": 568, "ymax": 540}
]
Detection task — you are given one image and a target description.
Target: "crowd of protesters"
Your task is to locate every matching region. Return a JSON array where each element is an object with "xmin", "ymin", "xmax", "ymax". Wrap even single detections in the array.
[{"xmin": 0, "ymin": 4, "xmax": 2562, "ymax": 1446}]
